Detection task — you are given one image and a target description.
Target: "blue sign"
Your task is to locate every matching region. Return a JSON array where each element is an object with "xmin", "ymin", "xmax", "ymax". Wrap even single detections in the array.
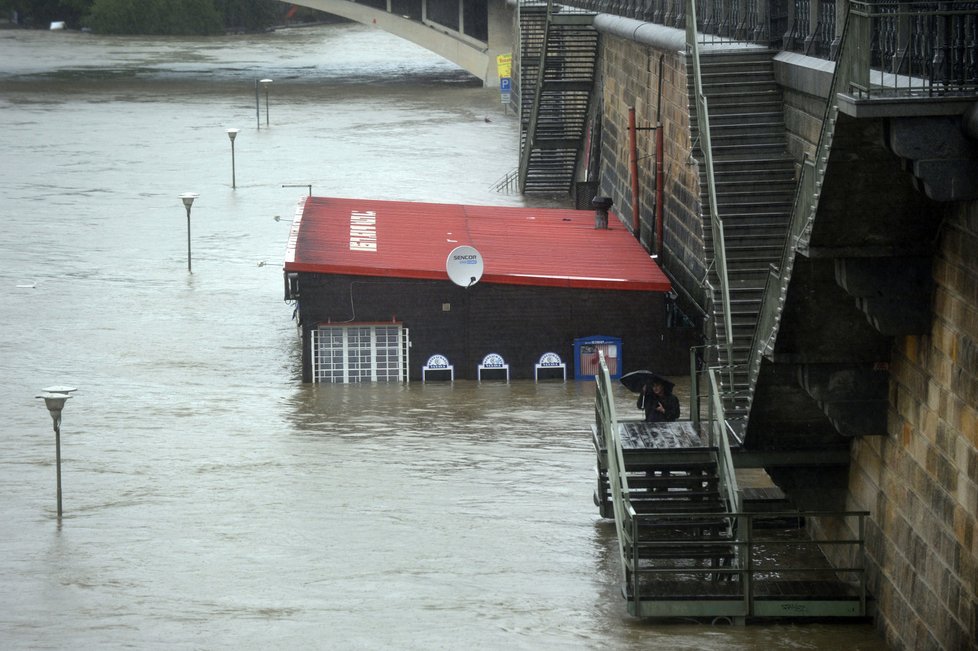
[{"xmin": 499, "ymin": 77, "xmax": 511, "ymax": 92}]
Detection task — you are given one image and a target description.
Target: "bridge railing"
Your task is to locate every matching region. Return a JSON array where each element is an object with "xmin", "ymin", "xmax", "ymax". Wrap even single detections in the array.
[
  {"xmin": 559, "ymin": 0, "xmax": 978, "ymax": 84},
  {"xmin": 846, "ymin": 0, "xmax": 978, "ymax": 99}
]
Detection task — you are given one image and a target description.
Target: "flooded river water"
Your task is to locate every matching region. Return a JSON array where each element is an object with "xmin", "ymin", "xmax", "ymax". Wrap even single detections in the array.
[{"xmin": 0, "ymin": 23, "xmax": 886, "ymax": 649}]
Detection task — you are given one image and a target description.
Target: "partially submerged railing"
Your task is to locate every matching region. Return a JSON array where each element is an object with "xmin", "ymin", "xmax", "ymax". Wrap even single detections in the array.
[
  {"xmin": 491, "ymin": 167, "xmax": 520, "ymax": 193},
  {"xmin": 628, "ymin": 510, "xmax": 871, "ymax": 619},
  {"xmin": 596, "ymin": 351, "xmax": 870, "ymax": 618},
  {"xmin": 596, "ymin": 349, "xmax": 742, "ymax": 607},
  {"xmin": 594, "ymin": 350, "xmax": 634, "ymax": 577}
]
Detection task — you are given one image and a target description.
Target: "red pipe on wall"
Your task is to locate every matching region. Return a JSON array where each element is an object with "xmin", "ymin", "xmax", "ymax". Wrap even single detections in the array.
[
  {"xmin": 628, "ymin": 107, "xmax": 640, "ymax": 235},
  {"xmin": 655, "ymin": 121, "xmax": 664, "ymax": 256}
]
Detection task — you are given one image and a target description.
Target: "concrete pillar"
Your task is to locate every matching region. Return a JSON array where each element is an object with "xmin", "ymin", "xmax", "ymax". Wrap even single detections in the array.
[{"xmin": 484, "ymin": 0, "xmax": 515, "ymax": 87}]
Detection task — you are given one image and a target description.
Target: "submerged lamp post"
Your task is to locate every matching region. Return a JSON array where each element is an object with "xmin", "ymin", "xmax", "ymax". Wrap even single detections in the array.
[
  {"xmin": 226, "ymin": 128, "xmax": 239, "ymax": 188},
  {"xmin": 180, "ymin": 192, "xmax": 199, "ymax": 272},
  {"xmin": 259, "ymin": 78, "xmax": 272, "ymax": 126},
  {"xmin": 36, "ymin": 386, "xmax": 76, "ymax": 519}
]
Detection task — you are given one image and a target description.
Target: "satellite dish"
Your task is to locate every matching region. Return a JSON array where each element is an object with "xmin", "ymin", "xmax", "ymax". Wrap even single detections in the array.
[{"xmin": 446, "ymin": 245, "xmax": 484, "ymax": 288}]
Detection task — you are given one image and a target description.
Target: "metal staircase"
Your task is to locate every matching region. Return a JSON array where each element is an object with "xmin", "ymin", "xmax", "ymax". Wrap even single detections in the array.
[
  {"xmin": 593, "ymin": 355, "xmax": 871, "ymax": 621},
  {"xmin": 517, "ymin": 1, "xmax": 598, "ymax": 194},
  {"xmin": 689, "ymin": 49, "xmax": 796, "ymax": 432}
]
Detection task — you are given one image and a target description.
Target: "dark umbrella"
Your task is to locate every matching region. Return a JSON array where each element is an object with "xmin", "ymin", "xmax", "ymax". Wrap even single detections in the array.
[{"xmin": 619, "ymin": 369, "xmax": 675, "ymax": 394}]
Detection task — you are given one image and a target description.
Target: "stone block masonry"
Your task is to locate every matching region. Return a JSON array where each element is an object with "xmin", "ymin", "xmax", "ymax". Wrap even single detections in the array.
[
  {"xmin": 849, "ymin": 200, "xmax": 978, "ymax": 650},
  {"xmin": 598, "ymin": 35, "xmax": 708, "ymax": 314}
]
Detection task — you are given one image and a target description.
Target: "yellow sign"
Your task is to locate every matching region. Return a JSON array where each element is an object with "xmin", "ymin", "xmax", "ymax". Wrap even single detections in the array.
[{"xmin": 496, "ymin": 53, "xmax": 512, "ymax": 79}]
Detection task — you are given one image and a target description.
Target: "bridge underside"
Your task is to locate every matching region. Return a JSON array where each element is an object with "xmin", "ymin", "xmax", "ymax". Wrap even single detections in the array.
[{"xmin": 288, "ymin": 0, "xmax": 510, "ymax": 86}]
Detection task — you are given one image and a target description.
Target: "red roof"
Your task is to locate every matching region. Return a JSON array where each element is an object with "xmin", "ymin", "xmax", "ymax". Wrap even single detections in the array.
[{"xmin": 284, "ymin": 197, "xmax": 671, "ymax": 292}]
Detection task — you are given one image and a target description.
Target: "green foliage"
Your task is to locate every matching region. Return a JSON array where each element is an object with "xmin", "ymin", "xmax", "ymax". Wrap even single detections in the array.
[
  {"xmin": 6, "ymin": 0, "xmax": 327, "ymax": 34},
  {"xmin": 2, "ymin": 0, "xmax": 93, "ymax": 28},
  {"xmin": 86, "ymin": 0, "xmax": 223, "ymax": 35},
  {"xmin": 213, "ymin": 0, "xmax": 279, "ymax": 32}
]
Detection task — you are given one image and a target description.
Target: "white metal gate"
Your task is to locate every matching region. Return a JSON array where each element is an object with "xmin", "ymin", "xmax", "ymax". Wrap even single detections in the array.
[{"xmin": 311, "ymin": 324, "xmax": 409, "ymax": 383}]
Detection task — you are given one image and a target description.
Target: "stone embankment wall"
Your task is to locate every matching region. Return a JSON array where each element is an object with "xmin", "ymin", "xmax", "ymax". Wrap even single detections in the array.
[
  {"xmin": 776, "ymin": 54, "xmax": 978, "ymax": 649},
  {"xmin": 594, "ymin": 29, "xmax": 978, "ymax": 648},
  {"xmin": 848, "ymin": 202, "xmax": 978, "ymax": 650},
  {"xmin": 597, "ymin": 36, "xmax": 708, "ymax": 313}
]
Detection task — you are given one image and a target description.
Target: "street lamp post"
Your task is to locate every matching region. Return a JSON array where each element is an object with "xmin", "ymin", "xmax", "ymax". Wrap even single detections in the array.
[
  {"xmin": 259, "ymin": 78, "xmax": 273, "ymax": 126},
  {"xmin": 180, "ymin": 192, "xmax": 198, "ymax": 272},
  {"xmin": 226, "ymin": 128, "xmax": 239, "ymax": 188},
  {"xmin": 36, "ymin": 386, "xmax": 76, "ymax": 519}
]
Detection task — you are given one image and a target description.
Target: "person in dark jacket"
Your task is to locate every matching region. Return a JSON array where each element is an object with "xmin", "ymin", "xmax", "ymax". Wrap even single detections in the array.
[{"xmin": 638, "ymin": 379, "xmax": 680, "ymax": 422}]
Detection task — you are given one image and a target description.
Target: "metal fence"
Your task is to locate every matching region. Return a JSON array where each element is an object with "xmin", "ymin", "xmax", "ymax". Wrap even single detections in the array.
[{"xmin": 559, "ymin": 0, "xmax": 978, "ymax": 80}]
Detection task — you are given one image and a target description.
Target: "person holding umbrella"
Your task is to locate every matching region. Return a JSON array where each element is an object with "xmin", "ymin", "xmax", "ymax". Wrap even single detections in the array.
[
  {"xmin": 620, "ymin": 370, "xmax": 681, "ymax": 422},
  {"xmin": 639, "ymin": 378, "xmax": 680, "ymax": 422}
]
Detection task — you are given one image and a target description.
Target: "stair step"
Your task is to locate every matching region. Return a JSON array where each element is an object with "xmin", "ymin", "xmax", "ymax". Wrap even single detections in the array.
[
  {"xmin": 636, "ymin": 516, "xmax": 731, "ymax": 530},
  {"xmin": 712, "ymin": 160, "xmax": 795, "ymax": 173},
  {"xmin": 708, "ymin": 142, "xmax": 789, "ymax": 157},
  {"xmin": 708, "ymin": 179, "xmax": 797, "ymax": 192},
  {"xmin": 631, "ymin": 500, "xmax": 728, "ymax": 514},
  {"xmin": 694, "ymin": 97, "xmax": 782, "ymax": 113},
  {"xmin": 626, "ymin": 474, "xmax": 720, "ymax": 489},
  {"xmin": 633, "ymin": 490, "xmax": 724, "ymax": 502},
  {"xmin": 702, "ymin": 119, "xmax": 786, "ymax": 133},
  {"xmin": 698, "ymin": 109, "xmax": 784, "ymax": 122},
  {"xmin": 715, "ymin": 206, "xmax": 792, "ymax": 219},
  {"xmin": 709, "ymin": 132, "xmax": 788, "ymax": 148},
  {"xmin": 698, "ymin": 51, "xmax": 779, "ymax": 66},
  {"xmin": 713, "ymin": 216, "xmax": 790, "ymax": 229},
  {"xmin": 710, "ymin": 194, "xmax": 794, "ymax": 208}
]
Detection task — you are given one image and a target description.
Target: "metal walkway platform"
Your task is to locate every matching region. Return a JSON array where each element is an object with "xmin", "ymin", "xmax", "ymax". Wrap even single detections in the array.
[{"xmin": 592, "ymin": 356, "xmax": 873, "ymax": 623}]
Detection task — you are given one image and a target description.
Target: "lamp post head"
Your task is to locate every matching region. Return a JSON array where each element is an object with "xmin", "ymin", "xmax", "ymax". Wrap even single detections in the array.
[
  {"xmin": 42, "ymin": 385, "xmax": 77, "ymax": 395},
  {"xmin": 180, "ymin": 192, "xmax": 199, "ymax": 210},
  {"xmin": 36, "ymin": 392, "xmax": 71, "ymax": 428},
  {"xmin": 259, "ymin": 78, "xmax": 273, "ymax": 86},
  {"xmin": 226, "ymin": 128, "xmax": 239, "ymax": 142}
]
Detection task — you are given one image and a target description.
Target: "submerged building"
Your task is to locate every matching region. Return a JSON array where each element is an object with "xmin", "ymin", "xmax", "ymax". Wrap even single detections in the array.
[{"xmin": 283, "ymin": 196, "xmax": 694, "ymax": 382}]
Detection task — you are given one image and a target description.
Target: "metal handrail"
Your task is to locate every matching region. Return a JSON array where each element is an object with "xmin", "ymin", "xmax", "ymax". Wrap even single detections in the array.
[
  {"xmin": 707, "ymin": 368, "xmax": 741, "ymax": 514},
  {"xmin": 686, "ymin": 0, "xmax": 735, "ymax": 396},
  {"xmin": 629, "ymin": 510, "xmax": 870, "ymax": 617},
  {"xmin": 594, "ymin": 351, "xmax": 634, "ymax": 580},
  {"xmin": 491, "ymin": 167, "xmax": 520, "ymax": 193},
  {"xmin": 596, "ymin": 351, "xmax": 868, "ymax": 616},
  {"xmin": 517, "ymin": 0, "xmax": 554, "ymax": 192}
]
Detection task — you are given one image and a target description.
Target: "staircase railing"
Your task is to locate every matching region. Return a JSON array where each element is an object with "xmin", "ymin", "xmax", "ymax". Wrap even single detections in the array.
[
  {"xmin": 518, "ymin": 0, "xmax": 553, "ymax": 191},
  {"xmin": 686, "ymin": 0, "xmax": 735, "ymax": 396},
  {"xmin": 597, "ymin": 352, "xmax": 869, "ymax": 618},
  {"xmin": 491, "ymin": 167, "xmax": 520, "ymax": 193},
  {"xmin": 706, "ymin": 367, "xmax": 742, "ymax": 515},
  {"xmin": 594, "ymin": 350, "xmax": 635, "ymax": 581}
]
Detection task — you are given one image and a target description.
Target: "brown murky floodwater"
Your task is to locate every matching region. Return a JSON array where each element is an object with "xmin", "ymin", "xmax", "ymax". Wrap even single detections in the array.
[{"xmin": 0, "ymin": 23, "xmax": 886, "ymax": 649}]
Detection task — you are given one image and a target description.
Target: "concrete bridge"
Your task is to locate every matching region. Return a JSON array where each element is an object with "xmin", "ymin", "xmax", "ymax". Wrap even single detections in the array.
[{"xmin": 288, "ymin": 0, "xmax": 515, "ymax": 85}]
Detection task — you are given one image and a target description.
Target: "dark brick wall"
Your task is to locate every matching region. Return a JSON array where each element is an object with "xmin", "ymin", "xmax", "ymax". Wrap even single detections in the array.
[{"xmin": 295, "ymin": 273, "xmax": 695, "ymax": 381}]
